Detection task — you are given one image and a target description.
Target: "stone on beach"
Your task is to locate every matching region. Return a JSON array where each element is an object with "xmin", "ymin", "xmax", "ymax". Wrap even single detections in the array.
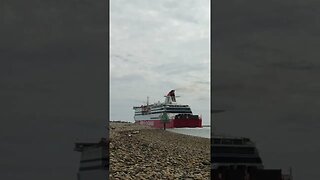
[{"xmin": 109, "ymin": 122, "xmax": 210, "ymax": 180}]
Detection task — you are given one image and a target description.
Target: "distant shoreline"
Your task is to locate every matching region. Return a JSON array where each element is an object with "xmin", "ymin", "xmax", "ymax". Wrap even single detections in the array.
[{"xmin": 109, "ymin": 120, "xmax": 211, "ymax": 127}]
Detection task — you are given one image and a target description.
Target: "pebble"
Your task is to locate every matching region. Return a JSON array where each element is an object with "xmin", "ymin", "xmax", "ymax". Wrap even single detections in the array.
[{"xmin": 109, "ymin": 122, "xmax": 210, "ymax": 180}]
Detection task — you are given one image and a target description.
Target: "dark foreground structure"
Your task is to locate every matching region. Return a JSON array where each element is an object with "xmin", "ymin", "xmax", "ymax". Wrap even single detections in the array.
[
  {"xmin": 74, "ymin": 138, "xmax": 108, "ymax": 180},
  {"xmin": 211, "ymin": 136, "xmax": 293, "ymax": 180},
  {"xmin": 212, "ymin": 169, "xmax": 286, "ymax": 180}
]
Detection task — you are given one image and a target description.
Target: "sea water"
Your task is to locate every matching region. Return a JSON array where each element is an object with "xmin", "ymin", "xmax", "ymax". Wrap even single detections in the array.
[{"xmin": 167, "ymin": 127, "xmax": 210, "ymax": 138}]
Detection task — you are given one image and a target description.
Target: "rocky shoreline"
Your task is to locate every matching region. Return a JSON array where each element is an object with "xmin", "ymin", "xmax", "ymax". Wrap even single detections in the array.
[{"xmin": 109, "ymin": 122, "xmax": 210, "ymax": 180}]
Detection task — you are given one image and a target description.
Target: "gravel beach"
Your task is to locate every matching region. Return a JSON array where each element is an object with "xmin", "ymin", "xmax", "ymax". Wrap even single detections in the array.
[{"xmin": 109, "ymin": 122, "xmax": 210, "ymax": 180}]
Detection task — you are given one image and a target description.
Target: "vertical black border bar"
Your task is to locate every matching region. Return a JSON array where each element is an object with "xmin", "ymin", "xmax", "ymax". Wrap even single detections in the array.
[
  {"xmin": 210, "ymin": 0, "xmax": 213, "ymax": 178},
  {"xmin": 106, "ymin": 0, "xmax": 110, "ymax": 178}
]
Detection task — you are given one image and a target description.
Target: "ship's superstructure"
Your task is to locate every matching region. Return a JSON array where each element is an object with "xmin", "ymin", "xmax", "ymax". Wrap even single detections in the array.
[
  {"xmin": 212, "ymin": 136, "xmax": 263, "ymax": 170},
  {"xmin": 133, "ymin": 90, "xmax": 202, "ymax": 128}
]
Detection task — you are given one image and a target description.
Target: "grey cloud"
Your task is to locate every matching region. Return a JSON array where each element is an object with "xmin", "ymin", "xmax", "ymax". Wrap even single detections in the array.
[
  {"xmin": 111, "ymin": 54, "xmax": 132, "ymax": 62},
  {"xmin": 197, "ymin": 97, "xmax": 210, "ymax": 101},
  {"xmin": 175, "ymin": 82, "xmax": 209, "ymax": 94},
  {"xmin": 111, "ymin": 74, "xmax": 146, "ymax": 82},
  {"xmin": 194, "ymin": 80, "xmax": 209, "ymax": 85},
  {"xmin": 163, "ymin": 1, "xmax": 179, "ymax": 9},
  {"xmin": 153, "ymin": 62, "xmax": 206, "ymax": 75}
]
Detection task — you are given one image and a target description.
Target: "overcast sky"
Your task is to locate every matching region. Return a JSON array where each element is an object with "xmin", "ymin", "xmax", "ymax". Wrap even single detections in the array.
[
  {"xmin": 213, "ymin": 0, "xmax": 320, "ymax": 179},
  {"xmin": 110, "ymin": 0, "xmax": 210, "ymax": 125}
]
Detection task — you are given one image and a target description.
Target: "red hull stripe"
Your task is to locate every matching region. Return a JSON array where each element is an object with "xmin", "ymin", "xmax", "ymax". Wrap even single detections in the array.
[{"xmin": 135, "ymin": 118, "xmax": 202, "ymax": 128}]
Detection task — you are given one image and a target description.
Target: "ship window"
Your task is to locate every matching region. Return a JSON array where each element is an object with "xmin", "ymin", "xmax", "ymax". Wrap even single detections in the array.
[{"xmin": 165, "ymin": 107, "xmax": 192, "ymax": 111}]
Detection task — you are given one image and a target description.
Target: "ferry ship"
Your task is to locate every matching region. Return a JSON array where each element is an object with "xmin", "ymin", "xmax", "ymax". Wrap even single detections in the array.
[{"xmin": 133, "ymin": 90, "xmax": 202, "ymax": 128}]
